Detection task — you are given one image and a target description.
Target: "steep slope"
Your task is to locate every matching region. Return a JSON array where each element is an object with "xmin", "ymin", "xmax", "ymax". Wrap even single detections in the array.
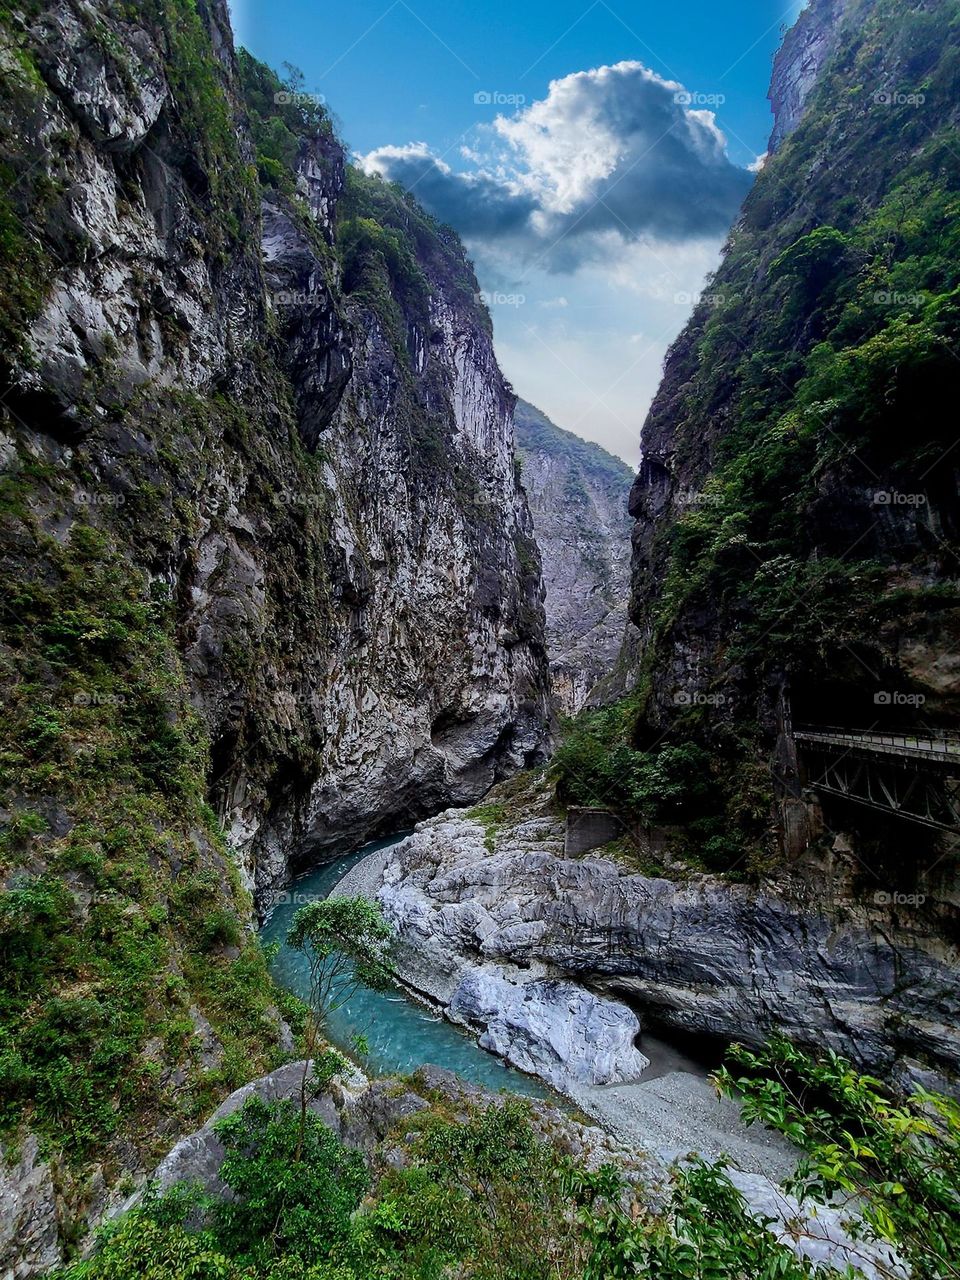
[
  {"xmin": 626, "ymin": 0, "xmax": 960, "ymax": 870},
  {"xmin": 529, "ymin": 0, "xmax": 960, "ymax": 1091},
  {"xmin": 514, "ymin": 399, "xmax": 638, "ymax": 714},
  {"xmin": 0, "ymin": 0, "xmax": 548, "ymax": 1264}
]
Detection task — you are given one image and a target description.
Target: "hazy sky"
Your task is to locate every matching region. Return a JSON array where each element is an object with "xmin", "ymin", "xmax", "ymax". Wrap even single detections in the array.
[{"xmin": 233, "ymin": 1, "xmax": 805, "ymax": 463}]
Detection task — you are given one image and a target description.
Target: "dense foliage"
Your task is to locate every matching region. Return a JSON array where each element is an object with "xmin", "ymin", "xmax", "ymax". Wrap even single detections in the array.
[
  {"xmin": 0, "ymin": 525, "xmax": 287, "ymax": 1160},
  {"xmin": 238, "ymin": 52, "xmax": 334, "ymax": 193},
  {"xmin": 56, "ymin": 1043, "xmax": 960, "ymax": 1279},
  {"xmin": 652, "ymin": 0, "xmax": 960, "ymax": 654},
  {"xmin": 550, "ymin": 696, "xmax": 769, "ymax": 874},
  {"xmin": 716, "ymin": 1038, "xmax": 960, "ymax": 1280}
]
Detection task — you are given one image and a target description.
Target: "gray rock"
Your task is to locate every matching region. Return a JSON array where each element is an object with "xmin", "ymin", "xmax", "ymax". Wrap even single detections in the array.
[
  {"xmin": 768, "ymin": 0, "xmax": 853, "ymax": 151},
  {"xmin": 514, "ymin": 399, "xmax": 640, "ymax": 715},
  {"xmin": 0, "ymin": 1135, "xmax": 62, "ymax": 1279},
  {"xmin": 450, "ymin": 969, "xmax": 650, "ymax": 1087},
  {"xmin": 151, "ymin": 1060, "xmax": 635, "ymax": 1203},
  {"xmin": 376, "ymin": 801, "xmax": 960, "ymax": 1089}
]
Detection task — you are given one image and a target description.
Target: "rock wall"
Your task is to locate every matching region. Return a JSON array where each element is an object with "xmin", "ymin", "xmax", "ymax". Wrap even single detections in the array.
[
  {"xmin": 0, "ymin": 3, "xmax": 549, "ymax": 1268},
  {"xmin": 375, "ymin": 793, "xmax": 960, "ymax": 1095},
  {"xmin": 514, "ymin": 399, "xmax": 638, "ymax": 714},
  {"xmin": 768, "ymin": 0, "xmax": 853, "ymax": 151},
  {"xmin": 0, "ymin": 0, "xmax": 550, "ymax": 905}
]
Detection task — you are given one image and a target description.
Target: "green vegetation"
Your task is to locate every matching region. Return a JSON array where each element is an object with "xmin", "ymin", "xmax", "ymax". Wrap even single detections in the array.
[
  {"xmin": 552, "ymin": 701, "xmax": 716, "ymax": 821},
  {"xmin": 334, "ymin": 161, "xmax": 497, "ymax": 481},
  {"xmin": 550, "ymin": 696, "xmax": 771, "ymax": 874},
  {"xmin": 339, "ymin": 166, "xmax": 480, "ymax": 318},
  {"xmin": 238, "ymin": 52, "xmax": 334, "ymax": 194},
  {"xmin": 0, "ymin": 10, "xmax": 58, "ymax": 362},
  {"xmin": 650, "ymin": 0, "xmax": 960, "ymax": 658},
  {"xmin": 0, "ymin": 522, "xmax": 285, "ymax": 1163},
  {"xmin": 467, "ymin": 800, "xmax": 509, "ymax": 851},
  {"xmin": 626, "ymin": 0, "xmax": 960, "ymax": 865},
  {"xmin": 286, "ymin": 896, "xmax": 394, "ymax": 1139},
  {"xmin": 514, "ymin": 399, "xmax": 633, "ymax": 492},
  {"xmin": 55, "ymin": 1041, "xmax": 960, "ymax": 1279},
  {"xmin": 334, "ymin": 163, "xmax": 483, "ymax": 451},
  {"xmin": 717, "ymin": 1038, "xmax": 960, "ymax": 1280},
  {"xmin": 148, "ymin": 0, "xmax": 260, "ymax": 257}
]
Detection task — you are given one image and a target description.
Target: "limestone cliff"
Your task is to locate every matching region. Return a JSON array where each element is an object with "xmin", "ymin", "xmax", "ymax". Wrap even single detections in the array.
[
  {"xmin": 514, "ymin": 399, "xmax": 638, "ymax": 715},
  {"xmin": 0, "ymin": 1, "xmax": 549, "ymax": 893},
  {"xmin": 0, "ymin": 0, "xmax": 548, "ymax": 1265},
  {"xmin": 627, "ymin": 0, "xmax": 960, "ymax": 876},
  {"xmin": 768, "ymin": 0, "xmax": 853, "ymax": 151}
]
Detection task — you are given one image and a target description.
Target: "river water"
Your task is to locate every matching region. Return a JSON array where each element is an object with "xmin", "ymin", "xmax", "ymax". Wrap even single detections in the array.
[
  {"xmin": 259, "ymin": 833, "xmax": 547, "ymax": 1098},
  {"xmin": 260, "ymin": 835, "xmax": 800, "ymax": 1182}
]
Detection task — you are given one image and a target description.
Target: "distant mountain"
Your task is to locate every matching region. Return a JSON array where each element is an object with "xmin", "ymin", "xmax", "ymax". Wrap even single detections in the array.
[{"xmin": 514, "ymin": 399, "xmax": 639, "ymax": 714}]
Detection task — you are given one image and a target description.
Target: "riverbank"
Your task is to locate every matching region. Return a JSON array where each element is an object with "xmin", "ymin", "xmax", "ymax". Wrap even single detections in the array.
[{"xmin": 327, "ymin": 836, "xmax": 797, "ymax": 1180}]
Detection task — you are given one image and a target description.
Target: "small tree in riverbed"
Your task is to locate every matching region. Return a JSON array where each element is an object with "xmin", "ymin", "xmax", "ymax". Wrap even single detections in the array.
[{"xmin": 286, "ymin": 895, "xmax": 394, "ymax": 1149}]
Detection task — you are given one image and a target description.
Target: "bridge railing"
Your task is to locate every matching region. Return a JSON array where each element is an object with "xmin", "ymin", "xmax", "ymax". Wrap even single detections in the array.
[{"xmin": 795, "ymin": 725, "xmax": 960, "ymax": 755}]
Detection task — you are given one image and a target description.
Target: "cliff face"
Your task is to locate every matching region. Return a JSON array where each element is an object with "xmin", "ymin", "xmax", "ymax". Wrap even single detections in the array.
[
  {"xmin": 375, "ymin": 790, "xmax": 960, "ymax": 1097},
  {"xmin": 218, "ymin": 165, "xmax": 551, "ymax": 899},
  {"xmin": 0, "ymin": 0, "xmax": 549, "ymax": 892},
  {"xmin": 514, "ymin": 400, "xmax": 638, "ymax": 715},
  {"xmin": 768, "ymin": 0, "xmax": 853, "ymax": 151},
  {"xmin": 627, "ymin": 0, "xmax": 960, "ymax": 871},
  {"xmin": 0, "ymin": 0, "xmax": 548, "ymax": 1264}
]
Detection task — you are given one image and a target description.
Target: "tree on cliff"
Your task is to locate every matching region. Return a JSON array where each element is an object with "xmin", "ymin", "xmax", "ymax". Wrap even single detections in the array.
[{"xmin": 286, "ymin": 895, "xmax": 394, "ymax": 1147}]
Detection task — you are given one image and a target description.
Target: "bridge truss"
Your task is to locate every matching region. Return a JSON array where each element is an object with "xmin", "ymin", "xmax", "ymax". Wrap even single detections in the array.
[{"xmin": 794, "ymin": 727, "xmax": 960, "ymax": 832}]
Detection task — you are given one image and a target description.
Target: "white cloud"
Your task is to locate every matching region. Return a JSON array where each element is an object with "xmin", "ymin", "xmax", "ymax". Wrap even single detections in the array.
[
  {"xmin": 358, "ymin": 61, "xmax": 751, "ymax": 459},
  {"xmin": 358, "ymin": 60, "xmax": 752, "ymax": 273}
]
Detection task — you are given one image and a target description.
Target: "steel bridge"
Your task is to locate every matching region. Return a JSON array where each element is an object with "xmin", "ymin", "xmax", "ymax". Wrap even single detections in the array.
[{"xmin": 793, "ymin": 726, "xmax": 960, "ymax": 831}]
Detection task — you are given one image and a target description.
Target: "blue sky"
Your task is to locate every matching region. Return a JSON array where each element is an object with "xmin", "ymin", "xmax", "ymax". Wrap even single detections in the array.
[{"xmin": 233, "ymin": 1, "xmax": 805, "ymax": 462}]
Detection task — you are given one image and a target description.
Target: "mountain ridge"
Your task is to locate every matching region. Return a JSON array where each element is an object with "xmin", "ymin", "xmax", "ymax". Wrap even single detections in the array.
[{"xmin": 514, "ymin": 398, "xmax": 639, "ymax": 714}]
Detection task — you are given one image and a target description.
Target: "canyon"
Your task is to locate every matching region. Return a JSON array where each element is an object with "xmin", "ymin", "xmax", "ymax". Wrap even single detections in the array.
[{"xmin": 1, "ymin": 0, "xmax": 959, "ymax": 1274}]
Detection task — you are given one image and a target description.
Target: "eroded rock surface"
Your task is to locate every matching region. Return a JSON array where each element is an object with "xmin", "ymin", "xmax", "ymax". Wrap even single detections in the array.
[
  {"xmin": 449, "ymin": 969, "xmax": 650, "ymax": 1088},
  {"xmin": 0, "ymin": 0, "xmax": 550, "ymax": 910},
  {"xmin": 375, "ymin": 803, "xmax": 960, "ymax": 1093},
  {"xmin": 514, "ymin": 399, "xmax": 639, "ymax": 714}
]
